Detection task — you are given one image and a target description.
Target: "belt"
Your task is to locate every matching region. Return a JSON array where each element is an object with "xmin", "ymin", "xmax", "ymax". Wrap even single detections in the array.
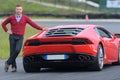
[{"xmin": 12, "ymin": 33, "xmax": 23, "ymax": 37}]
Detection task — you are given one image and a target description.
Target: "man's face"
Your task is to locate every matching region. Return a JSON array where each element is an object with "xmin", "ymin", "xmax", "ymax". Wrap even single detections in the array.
[{"xmin": 15, "ymin": 6, "xmax": 23, "ymax": 15}]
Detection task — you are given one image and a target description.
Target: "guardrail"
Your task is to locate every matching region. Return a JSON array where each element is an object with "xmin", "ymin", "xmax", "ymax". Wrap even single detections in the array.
[{"xmin": 1, "ymin": 13, "xmax": 120, "ymax": 19}]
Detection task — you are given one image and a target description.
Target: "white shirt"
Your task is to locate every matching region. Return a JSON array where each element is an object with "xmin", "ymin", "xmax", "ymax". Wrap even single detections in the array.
[{"xmin": 15, "ymin": 15, "xmax": 22, "ymax": 22}]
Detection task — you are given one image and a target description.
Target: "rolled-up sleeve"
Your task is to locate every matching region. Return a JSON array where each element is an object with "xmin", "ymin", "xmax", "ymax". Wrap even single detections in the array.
[
  {"xmin": 25, "ymin": 16, "xmax": 43, "ymax": 30},
  {"xmin": 2, "ymin": 17, "xmax": 11, "ymax": 32}
]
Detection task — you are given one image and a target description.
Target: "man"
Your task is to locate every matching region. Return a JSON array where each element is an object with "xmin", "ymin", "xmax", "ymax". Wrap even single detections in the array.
[{"xmin": 1, "ymin": 5, "xmax": 43, "ymax": 72}]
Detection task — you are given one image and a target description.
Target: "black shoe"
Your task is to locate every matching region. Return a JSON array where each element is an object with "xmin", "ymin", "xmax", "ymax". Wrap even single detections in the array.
[{"xmin": 4, "ymin": 62, "xmax": 9, "ymax": 72}]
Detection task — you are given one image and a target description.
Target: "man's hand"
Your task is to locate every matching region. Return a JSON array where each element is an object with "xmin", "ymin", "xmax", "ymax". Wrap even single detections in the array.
[
  {"xmin": 7, "ymin": 30, "xmax": 12, "ymax": 34},
  {"xmin": 0, "ymin": 21, "xmax": 2, "ymax": 24},
  {"xmin": 42, "ymin": 27, "xmax": 48, "ymax": 31}
]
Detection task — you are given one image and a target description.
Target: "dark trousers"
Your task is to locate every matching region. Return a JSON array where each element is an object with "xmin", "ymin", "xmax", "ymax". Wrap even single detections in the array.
[{"xmin": 7, "ymin": 34, "xmax": 23, "ymax": 68}]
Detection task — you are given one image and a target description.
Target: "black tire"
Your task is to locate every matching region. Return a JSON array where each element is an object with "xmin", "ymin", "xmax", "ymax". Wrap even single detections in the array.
[
  {"xmin": 23, "ymin": 62, "xmax": 41, "ymax": 73},
  {"xmin": 89, "ymin": 44, "xmax": 104, "ymax": 71}
]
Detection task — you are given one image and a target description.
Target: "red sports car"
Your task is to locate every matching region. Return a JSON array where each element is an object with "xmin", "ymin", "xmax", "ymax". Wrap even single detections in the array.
[{"xmin": 23, "ymin": 25, "xmax": 120, "ymax": 72}]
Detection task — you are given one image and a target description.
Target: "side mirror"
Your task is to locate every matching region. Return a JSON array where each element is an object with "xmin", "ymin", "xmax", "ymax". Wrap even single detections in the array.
[{"xmin": 114, "ymin": 33, "xmax": 120, "ymax": 38}]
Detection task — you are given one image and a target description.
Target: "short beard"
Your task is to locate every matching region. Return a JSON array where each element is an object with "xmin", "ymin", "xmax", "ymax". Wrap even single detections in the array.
[{"xmin": 16, "ymin": 12, "xmax": 22, "ymax": 15}]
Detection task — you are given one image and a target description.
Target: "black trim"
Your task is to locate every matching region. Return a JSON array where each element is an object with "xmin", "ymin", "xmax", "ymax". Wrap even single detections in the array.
[
  {"xmin": 45, "ymin": 28, "xmax": 84, "ymax": 37},
  {"xmin": 23, "ymin": 53, "xmax": 97, "ymax": 68}
]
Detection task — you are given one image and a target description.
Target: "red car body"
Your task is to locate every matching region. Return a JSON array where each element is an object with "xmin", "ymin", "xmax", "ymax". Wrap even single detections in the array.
[{"xmin": 23, "ymin": 25, "xmax": 120, "ymax": 72}]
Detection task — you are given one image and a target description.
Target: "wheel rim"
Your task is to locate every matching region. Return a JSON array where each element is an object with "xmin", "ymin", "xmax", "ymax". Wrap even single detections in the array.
[{"xmin": 98, "ymin": 46, "xmax": 104, "ymax": 69}]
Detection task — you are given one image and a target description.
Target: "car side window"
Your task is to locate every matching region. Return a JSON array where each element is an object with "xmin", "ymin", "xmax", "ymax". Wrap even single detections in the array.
[{"xmin": 95, "ymin": 27, "xmax": 113, "ymax": 38}]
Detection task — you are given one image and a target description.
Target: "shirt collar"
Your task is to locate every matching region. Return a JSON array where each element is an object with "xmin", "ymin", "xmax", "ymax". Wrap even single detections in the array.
[{"xmin": 15, "ymin": 14, "xmax": 22, "ymax": 18}]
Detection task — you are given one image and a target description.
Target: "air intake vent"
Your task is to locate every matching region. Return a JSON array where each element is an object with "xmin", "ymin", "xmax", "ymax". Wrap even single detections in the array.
[{"xmin": 45, "ymin": 28, "xmax": 84, "ymax": 37}]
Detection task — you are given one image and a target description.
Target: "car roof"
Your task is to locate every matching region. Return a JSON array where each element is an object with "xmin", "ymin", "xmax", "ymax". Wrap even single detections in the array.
[{"xmin": 48, "ymin": 24, "xmax": 98, "ymax": 30}]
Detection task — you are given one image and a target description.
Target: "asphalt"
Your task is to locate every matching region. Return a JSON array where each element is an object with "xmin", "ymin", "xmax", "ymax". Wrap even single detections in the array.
[{"xmin": 0, "ymin": 20, "xmax": 120, "ymax": 80}]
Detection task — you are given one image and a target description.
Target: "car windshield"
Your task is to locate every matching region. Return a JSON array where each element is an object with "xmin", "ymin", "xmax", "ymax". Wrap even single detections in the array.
[{"xmin": 45, "ymin": 28, "xmax": 84, "ymax": 37}]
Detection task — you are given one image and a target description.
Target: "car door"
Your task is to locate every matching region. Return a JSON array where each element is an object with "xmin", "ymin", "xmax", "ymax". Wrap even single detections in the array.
[{"xmin": 95, "ymin": 27, "xmax": 118, "ymax": 61}]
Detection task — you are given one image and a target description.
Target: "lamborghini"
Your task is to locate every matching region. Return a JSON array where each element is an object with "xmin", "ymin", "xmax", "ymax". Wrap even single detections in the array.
[{"xmin": 23, "ymin": 25, "xmax": 120, "ymax": 72}]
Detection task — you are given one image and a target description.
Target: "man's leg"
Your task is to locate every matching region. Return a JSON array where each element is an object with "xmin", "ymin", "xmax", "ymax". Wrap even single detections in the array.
[
  {"xmin": 12, "ymin": 36, "xmax": 23, "ymax": 69},
  {"xmin": 5, "ymin": 34, "xmax": 16, "ymax": 72},
  {"xmin": 9, "ymin": 35, "xmax": 17, "ymax": 68},
  {"xmin": 7, "ymin": 35, "xmax": 23, "ymax": 67}
]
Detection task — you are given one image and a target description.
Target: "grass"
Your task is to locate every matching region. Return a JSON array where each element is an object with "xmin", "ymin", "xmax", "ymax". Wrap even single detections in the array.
[
  {"xmin": 0, "ymin": 24, "xmax": 42, "ymax": 60},
  {"xmin": 0, "ymin": 0, "xmax": 82, "ymax": 14},
  {"xmin": 35, "ymin": 0, "xmax": 99, "ymax": 13}
]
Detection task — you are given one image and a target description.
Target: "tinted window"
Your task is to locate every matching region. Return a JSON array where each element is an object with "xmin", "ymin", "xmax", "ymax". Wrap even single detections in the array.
[
  {"xmin": 45, "ymin": 28, "xmax": 84, "ymax": 37},
  {"xmin": 95, "ymin": 27, "xmax": 113, "ymax": 38}
]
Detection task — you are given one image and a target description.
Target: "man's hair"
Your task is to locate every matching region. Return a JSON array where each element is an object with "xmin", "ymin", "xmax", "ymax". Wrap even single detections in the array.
[{"xmin": 16, "ymin": 5, "xmax": 22, "ymax": 7}]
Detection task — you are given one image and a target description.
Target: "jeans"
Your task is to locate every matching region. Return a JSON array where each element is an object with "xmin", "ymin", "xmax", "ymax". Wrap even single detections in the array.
[{"xmin": 7, "ymin": 34, "xmax": 23, "ymax": 68}]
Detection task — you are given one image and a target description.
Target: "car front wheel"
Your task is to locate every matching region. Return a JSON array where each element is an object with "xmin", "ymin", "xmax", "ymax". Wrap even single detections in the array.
[{"xmin": 114, "ymin": 44, "xmax": 120, "ymax": 65}]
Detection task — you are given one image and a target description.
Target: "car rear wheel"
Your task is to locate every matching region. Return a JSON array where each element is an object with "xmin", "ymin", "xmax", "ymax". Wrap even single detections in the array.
[
  {"xmin": 89, "ymin": 44, "xmax": 104, "ymax": 71},
  {"xmin": 23, "ymin": 62, "xmax": 41, "ymax": 73}
]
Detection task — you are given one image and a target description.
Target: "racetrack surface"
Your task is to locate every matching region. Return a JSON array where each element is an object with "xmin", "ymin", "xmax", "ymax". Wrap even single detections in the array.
[
  {"xmin": 0, "ymin": 19, "xmax": 120, "ymax": 80},
  {"xmin": 0, "ymin": 58, "xmax": 120, "ymax": 80}
]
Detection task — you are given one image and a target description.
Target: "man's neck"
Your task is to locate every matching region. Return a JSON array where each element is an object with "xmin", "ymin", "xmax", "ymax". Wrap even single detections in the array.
[{"xmin": 15, "ymin": 14, "xmax": 22, "ymax": 16}]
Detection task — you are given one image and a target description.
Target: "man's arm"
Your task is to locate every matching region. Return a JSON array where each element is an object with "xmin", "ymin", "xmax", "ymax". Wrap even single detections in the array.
[
  {"xmin": 25, "ymin": 16, "xmax": 43, "ymax": 30},
  {"xmin": 1, "ymin": 17, "xmax": 11, "ymax": 32}
]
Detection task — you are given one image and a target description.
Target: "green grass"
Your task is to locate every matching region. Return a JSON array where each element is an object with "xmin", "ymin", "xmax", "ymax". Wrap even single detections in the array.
[
  {"xmin": 0, "ymin": 0, "xmax": 99, "ymax": 14},
  {"xmin": 0, "ymin": 0, "xmax": 82, "ymax": 14},
  {"xmin": 0, "ymin": 25, "xmax": 42, "ymax": 60},
  {"xmin": 35, "ymin": 0, "xmax": 99, "ymax": 13}
]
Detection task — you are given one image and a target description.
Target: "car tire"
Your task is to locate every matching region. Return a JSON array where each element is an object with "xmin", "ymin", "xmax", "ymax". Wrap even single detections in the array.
[
  {"xmin": 23, "ymin": 62, "xmax": 41, "ymax": 73},
  {"xmin": 89, "ymin": 44, "xmax": 104, "ymax": 71}
]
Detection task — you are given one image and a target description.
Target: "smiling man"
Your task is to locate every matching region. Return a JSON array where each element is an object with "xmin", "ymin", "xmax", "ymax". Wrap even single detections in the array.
[{"xmin": 1, "ymin": 5, "xmax": 43, "ymax": 72}]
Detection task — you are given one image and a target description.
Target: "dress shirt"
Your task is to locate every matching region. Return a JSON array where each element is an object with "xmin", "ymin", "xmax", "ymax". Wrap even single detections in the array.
[{"xmin": 16, "ymin": 15, "xmax": 22, "ymax": 22}]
